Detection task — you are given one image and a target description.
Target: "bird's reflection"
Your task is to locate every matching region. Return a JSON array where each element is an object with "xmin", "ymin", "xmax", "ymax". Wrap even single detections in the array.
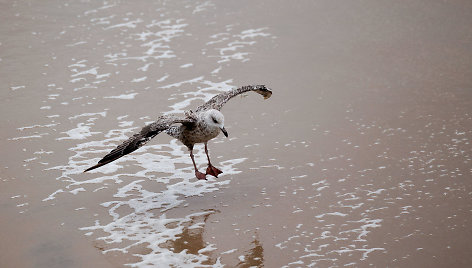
[
  {"xmin": 164, "ymin": 210, "xmax": 216, "ymax": 265},
  {"xmin": 166, "ymin": 210, "xmax": 215, "ymax": 255},
  {"xmin": 236, "ymin": 235, "xmax": 264, "ymax": 268},
  {"xmin": 164, "ymin": 210, "xmax": 264, "ymax": 267}
]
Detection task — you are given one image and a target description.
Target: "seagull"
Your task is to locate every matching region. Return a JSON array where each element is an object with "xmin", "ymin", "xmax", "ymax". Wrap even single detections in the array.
[{"xmin": 84, "ymin": 85, "xmax": 272, "ymax": 180}]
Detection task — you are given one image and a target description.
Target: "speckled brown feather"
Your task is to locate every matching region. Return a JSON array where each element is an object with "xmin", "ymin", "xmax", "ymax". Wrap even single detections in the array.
[
  {"xmin": 84, "ymin": 115, "xmax": 196, "ymax": 172},
  {"xmin": 195, "ymin": 85, "xmax": 272, "ymax": 112}
]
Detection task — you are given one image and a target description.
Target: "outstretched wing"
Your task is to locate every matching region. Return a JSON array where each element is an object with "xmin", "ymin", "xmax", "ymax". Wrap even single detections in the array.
[
  {"xmin": 195, "ymin": 85, "xmax": 272, "ymax": 112},
  {"xmin": 84, "ymin": 115, "xmax": 195, "ymax": 172}
]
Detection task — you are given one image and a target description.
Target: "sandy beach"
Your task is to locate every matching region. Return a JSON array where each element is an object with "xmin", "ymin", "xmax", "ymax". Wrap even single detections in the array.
[{"xmin": 1, "ymin": 0, "xmax": 472, "ymax": 267}]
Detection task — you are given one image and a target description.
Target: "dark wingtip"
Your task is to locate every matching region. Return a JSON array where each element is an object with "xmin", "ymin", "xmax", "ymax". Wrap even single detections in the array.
[
  {"xmin": 254, "ymin": 85, "xmax": 272, "ymax": 99},
  {"xmin": 83, "ymin": 165, "xmax": 97, "ymax": 173},
  {"xmin": 83, "ymin": 161, "xmax": 108, "ymax": 173}
]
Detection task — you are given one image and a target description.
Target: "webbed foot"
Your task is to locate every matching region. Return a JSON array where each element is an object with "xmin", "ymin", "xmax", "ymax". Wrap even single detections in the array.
[
  {"xmin": 195, "ymin": 170, "xmax": 207, "ymax": 180},
  {"xmin": 206, "ymin": 164, "xmax": 223, "ymax": 178}
]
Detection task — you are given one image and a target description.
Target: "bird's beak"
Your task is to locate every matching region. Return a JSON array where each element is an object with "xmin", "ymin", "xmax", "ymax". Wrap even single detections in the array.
[{"xmin": 220, "ymin": 127, "xmax": 228, "ymax": 138}]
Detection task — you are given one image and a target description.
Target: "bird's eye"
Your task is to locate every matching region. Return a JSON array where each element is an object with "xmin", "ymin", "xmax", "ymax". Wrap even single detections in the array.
[{"xmin": 212, "ymin": 117, "xmax": 218, "ymax": 123}]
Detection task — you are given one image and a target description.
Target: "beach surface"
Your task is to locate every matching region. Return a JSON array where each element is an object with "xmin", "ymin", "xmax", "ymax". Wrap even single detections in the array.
[{"xmin": 1, "ymin": 0, "xmax": 472, "ymax": 267}]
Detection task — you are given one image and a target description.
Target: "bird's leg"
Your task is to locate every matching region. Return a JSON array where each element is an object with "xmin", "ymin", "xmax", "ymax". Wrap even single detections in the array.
[
  {"xmin": 190, "ymin": 148, "xmax": 206, "ymax": 180},
  {"xmin": 204, "ymin": 142, "xmax": 223, "ymax": 177}
]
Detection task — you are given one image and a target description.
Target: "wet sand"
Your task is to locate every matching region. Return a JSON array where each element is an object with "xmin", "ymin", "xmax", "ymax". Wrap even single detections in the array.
[{"xmin": 1, "ymin": 0, "xmax": 472, "ymax": 267}]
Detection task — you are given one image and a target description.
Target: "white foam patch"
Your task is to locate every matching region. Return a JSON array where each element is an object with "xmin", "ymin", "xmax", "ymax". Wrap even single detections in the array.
[
  {"xmin": 9, "ymin": 133, "xmax": 49, "ymax": 141},
  {"xmin": 105, "ymin": 18, "xmax": 143, "ymax": 30},
  {"xmin": 138, "ymin": 63, "xmax": 153, "ymax": 72},
  {"xmin": 69, "ymin": 111, "xmax": 107, "ymax": 120},
  {"xmin": 66, "ymin": 41, "xmax": 87, "ymax": 47},
  {"xmin": 180, "ymin": 63, "xmax": 193, "ymax": 68},
  {"xmin": 207, "ymin": 27, "xmax": 272, "ymax": 64},
  {"xmin": 17, "ymin": 123, "xmax": 58, "ymax": 131},
  {"xmin": 131, "ymin": 76, "xmax": 147, "ymax": 82},
  {"xmin": 57, "ymin": 123, "xmax": 100, "ymax": 140},
  {"xmin": 43, "ymin": 189, "xmax": 64, "ymax": 201},
  {"xmin": 10, "ymin": 85, "xmax": 26, "ymax": 91},
  {"xmin": 156, "ymin": 74, "xmax": 169, "ymax": 82},
  {"xmin": 160, "ymin": 76, "xmax": 204, "ymax": 89},
  {"xmin": 71, "ymin": 66, "xmax": 99, "ymax": 77},
  {"xmin": 104, "ymin": 93, "xmax": 138, "ymax": 100},
  {"xmin": 193, "ymin": 1, "xmax": 214, "ymax": 14}
]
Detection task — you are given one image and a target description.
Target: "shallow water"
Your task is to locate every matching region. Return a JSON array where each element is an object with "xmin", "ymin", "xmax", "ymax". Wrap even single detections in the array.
[{"xmin": 1, "ymin": 0, "xmax": 472, "ymax": 267}]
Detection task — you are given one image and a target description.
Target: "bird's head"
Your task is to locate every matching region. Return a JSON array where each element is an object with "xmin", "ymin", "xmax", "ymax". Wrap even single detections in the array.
[{"xmin": 204, "ymin": 109, "xmax": 228, "ymax": 137}]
